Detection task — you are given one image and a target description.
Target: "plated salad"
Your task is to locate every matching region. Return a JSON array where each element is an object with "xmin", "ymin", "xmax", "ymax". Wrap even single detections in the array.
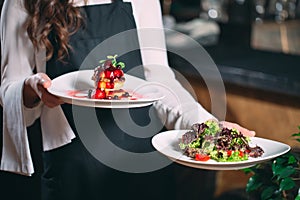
[{"xmin": 179, "ymin": 120, "xmax": 264, "ymax": 162}]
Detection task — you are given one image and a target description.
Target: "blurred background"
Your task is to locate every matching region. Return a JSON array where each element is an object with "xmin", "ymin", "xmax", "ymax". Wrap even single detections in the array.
[{"xmin": 160, "ymin": 0, "xmax": 300, "ymax": 198}]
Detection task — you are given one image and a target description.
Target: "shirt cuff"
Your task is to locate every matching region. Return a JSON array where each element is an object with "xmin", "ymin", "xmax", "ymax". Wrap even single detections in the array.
[{"xmin": 22, "ymin": 99, "xmax": 42, "ymax": 127}]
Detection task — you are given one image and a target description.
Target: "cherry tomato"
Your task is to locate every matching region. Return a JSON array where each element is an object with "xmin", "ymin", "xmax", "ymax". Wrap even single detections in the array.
[
  {"xmin": 94, "ymin": 89, "xmax": 106, "ymax": 99},
  {"xmin": 113, "ymin": 69, "xmax": 124, "ymax": 78},
  {"xmin": 227, "ymin": 150, "xmax": 232, "ymax": 157},
  {"xmin": 105, "ymin": 70, "xmax": 114, "ymax": 79},
  {"xmin": 239, "ymin": 151, "xmax": 244, "ymax": 157},
  {"xmin": 105, "ymin": 81, "xmax": 114, "ymax": 89},
  {"xmin": 195, "ymin": 153, "xmax": 210, "ymax": 161}
]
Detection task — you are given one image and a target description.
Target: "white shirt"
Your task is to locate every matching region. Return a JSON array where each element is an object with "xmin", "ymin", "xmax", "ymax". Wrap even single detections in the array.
[{"xmin": 0, "ymin": 0, "xmax": 216, "ymax": 176}]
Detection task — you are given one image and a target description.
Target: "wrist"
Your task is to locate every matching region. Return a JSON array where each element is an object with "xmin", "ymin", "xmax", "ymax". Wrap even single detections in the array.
[{"xmin": 23, "ymin": 81, "xmax": 41, "ymax": 108}]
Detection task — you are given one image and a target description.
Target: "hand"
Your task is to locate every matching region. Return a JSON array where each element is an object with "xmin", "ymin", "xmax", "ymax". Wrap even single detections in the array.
[
  {"xmin": 23, "ymin": 73, "xmax": 64, "ymax": 108},
  {"xmin": 220, "ymin": 121, "xmax": 256, "ymax": 137}
]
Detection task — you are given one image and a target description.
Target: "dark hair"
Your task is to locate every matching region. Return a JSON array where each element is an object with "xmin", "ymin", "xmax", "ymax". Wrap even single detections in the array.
[{"xmin": 24, "ymin": 0, "xmax": 85, "ymax": 61}]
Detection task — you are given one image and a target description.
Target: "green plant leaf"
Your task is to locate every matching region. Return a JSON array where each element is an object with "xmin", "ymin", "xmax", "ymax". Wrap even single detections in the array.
[
  {"xmin": 242, "ymin": 168, "xmax": 253, "ymax": 174},
  {"xmin": 245, "ymin": 125, "xmax": 300, "ymax": 199},
  {"xmin": 111, "ymin": 60, "xmax": 117, "ymax": 66},
  {"xmin": 275, "ymin": 157, "xmax": 287, "ymax": 165},
  {"xmin": 288, "ymin": 154, "xmax": 297, "ymax": 164},
  {"xmin": 117, "ymin": 62, "xmax": 125, "ymax": 69},
  {"xmin": 272, "ymin": 165, "xmax": 295, "ymax": 179},
  {"xmin": 291, "ymin": 126, "xmax": 300, "ymax": 143},
  {"xmin": 246, "ymin": 175, "xmax": 263, "ymax": 192},
  {"xmin": 107, "ymin": 55, "xmax": 114, "ymax": 59},
  {"xmin": 261, "ymin": 186, "xmax": 277, "ymax": 200},
  {"xmin": 279, "ymin": 177, "xmax": 295, "ymax": 191}
]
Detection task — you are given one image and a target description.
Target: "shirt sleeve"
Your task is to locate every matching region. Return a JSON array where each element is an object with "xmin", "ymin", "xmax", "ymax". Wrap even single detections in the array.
[
  {"xmin": 132, "ymin": 0, "xmax": 217, "ymax": 130},
  {"xmin": 0, "ymin": 0, "xmax": 42, "ymax": 175},
  {"xmin": 1, "ymin": 0, "xmax": 42, "ymax": 125}
]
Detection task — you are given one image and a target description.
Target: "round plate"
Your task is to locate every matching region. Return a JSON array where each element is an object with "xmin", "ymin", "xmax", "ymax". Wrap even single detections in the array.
[
  {"xmin": 152, "ymin": 130, "xmax": 291, "ymax": 170},
  {"xmin": 48, "ymin": 70, "xmax": 164, "ymax": 108}
]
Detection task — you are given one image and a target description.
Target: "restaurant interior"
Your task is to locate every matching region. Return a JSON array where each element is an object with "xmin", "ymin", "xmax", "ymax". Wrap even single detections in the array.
[
  {"xmin": 162, "ymin": 0, "xmax": 300, "ymax": 199},
  {"xmin": 0, "ymin": 0, "xmax": 300, "ymax": 199}
]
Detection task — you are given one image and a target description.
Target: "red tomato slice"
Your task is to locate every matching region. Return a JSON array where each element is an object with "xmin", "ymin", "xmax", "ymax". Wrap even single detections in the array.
[
  {"xmin": 227, "ymin": 150, "xmax": 232, "ymax": 156},
  {"xmin": 195, "ymin": 153, "xmax": 210, "ymax": 161},
  {"xmin": 239, "ymin": 151, "xmax": 244, "ymax": 157}
]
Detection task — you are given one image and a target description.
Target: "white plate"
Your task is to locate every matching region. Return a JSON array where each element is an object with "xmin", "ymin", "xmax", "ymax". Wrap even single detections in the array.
[
  {"xmin": 48, "ymin": 70, "xmax": 164, "ymax": 108},
  {"xmin": 152, "ymin": 130, "xmax": 291, "ymax": 170}
]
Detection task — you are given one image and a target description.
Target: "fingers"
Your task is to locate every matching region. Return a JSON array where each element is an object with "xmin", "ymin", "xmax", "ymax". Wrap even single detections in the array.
[
  {"xmin": 25, "ymin": 73, "xmax": 50, "ymax": 98},
  {"xmin": 25, "ymin": 73, "xmax": 64, "ymax": 108},
  {"xmin": 37, "ymin": 84, "xmax": 64, "ymax": 108},
  {"xmin": 220, "ymin": 121, "xmax": 256, "ymax": 137},
  {"xmin": 237, "ymin": 126, "xmax": 256, "ymax": 137}
]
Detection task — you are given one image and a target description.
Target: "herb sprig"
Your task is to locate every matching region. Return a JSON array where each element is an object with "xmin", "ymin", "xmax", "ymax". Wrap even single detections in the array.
[{"xmin": 99, "ymin": 54, "xmax": 125, "ymax": 69}]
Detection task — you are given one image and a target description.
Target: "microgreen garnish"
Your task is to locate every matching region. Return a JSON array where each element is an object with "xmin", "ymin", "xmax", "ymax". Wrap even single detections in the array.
[{"xmin": 99, "ymin": 54, "xmax": 125, "ymax": 69}]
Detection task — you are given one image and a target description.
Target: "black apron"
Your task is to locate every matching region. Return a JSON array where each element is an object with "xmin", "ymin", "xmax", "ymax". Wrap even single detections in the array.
[{"xmin": 43, "ymin": 1, "xmax": 175, "ymax": 200}]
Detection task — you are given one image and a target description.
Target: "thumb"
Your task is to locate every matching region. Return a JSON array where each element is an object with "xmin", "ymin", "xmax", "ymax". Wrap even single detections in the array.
[
  {"xmin": 25, "ymin": 73, "xmax": 52, "ymax": 98},
  {"xmin": 220, "ymin": 121, "xmax": 256, "ymax": 137},
  {"xmin": 38, "ymin": 73, "xmax": 52, "ymax": 89}
]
